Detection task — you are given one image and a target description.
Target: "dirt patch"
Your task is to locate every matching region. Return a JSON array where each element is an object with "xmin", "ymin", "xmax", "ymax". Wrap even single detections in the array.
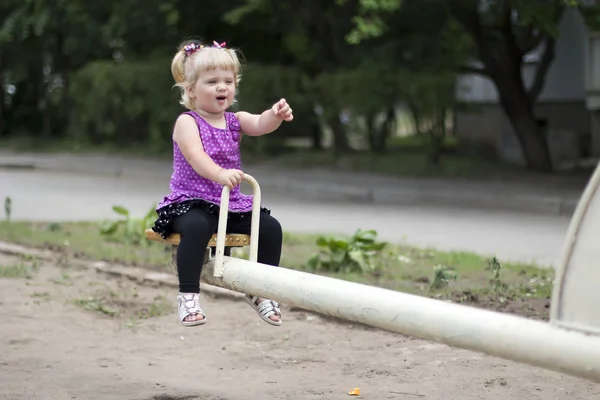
[
  {"xmin": 450, "ymin": 290, "xmax": 551, "ymax": 320},
  {"xmin": 0, "ymin": 252, "xmax": 598, "ymax": 400}
]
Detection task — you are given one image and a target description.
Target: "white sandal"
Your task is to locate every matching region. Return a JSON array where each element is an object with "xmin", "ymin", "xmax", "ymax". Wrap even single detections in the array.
[
  {"xmin": 177, "ymin": 293, "xmax": 207, "ymax": 327},
  {"xmin": 244, "ymin": 295, "xmax": 282, "ymax": 326}
]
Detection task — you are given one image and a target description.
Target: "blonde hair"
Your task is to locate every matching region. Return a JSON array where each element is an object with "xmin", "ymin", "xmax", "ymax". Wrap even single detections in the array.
[{"xmin": 171, "ymin": 39, "xmax": 244, "ymax": 110}]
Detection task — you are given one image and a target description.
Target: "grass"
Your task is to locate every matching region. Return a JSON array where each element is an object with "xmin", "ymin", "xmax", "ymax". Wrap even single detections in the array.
[
  {"xmin": 71, "ymin": 283, "xmax": 172, "ymax": 327},
  {"xmin": 0, "ymin": 220, "xmax": 554, "ymax": 319},
  {"xmin": 0, "ymin": 254, "xmax": 40, "ymax": 279}
]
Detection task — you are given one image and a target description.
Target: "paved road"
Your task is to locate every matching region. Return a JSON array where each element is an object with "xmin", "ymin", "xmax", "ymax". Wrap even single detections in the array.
[
  {"xmin": 1, "ymin": 170, "xmax": 571, "ymax": 267},
  {"xmin": 0, "ymin": 150, "xmax": 586, "ymax": 216}
]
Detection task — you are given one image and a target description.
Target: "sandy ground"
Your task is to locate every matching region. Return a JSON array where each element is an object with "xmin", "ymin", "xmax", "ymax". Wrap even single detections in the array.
[{"xmin": 0, "ymin": 252, "xmax": 598, "ymax": 400}]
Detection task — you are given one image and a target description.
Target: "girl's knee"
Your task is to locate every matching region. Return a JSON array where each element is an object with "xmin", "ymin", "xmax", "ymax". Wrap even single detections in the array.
[
  {"xmin": 174, "ymin": 210, "xmax": 215, "ymax": 240},
  {"xmin": 257, "ymin": 213, "xmax": 283, "ymax": 266},
  {"xmin": 260, "ymin": 213, "xmax": 283, "ymax": 239}
]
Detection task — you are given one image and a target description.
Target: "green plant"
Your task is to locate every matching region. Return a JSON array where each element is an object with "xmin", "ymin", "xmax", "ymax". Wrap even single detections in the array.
[
  {"xmin": 99, "ymin": 205, "xmax": 157, "ymax": 245},
  {"xmin": 487, "ymin": 256, "xmax": 508, "ymax": 295},
  {"xmin": 306, "ymin": 229, "xmax": 387, "ymax": 274},
  {"xmin": 429, "ymin": 265, "xmax": 457, "ymax": 291},
  {"xmin": 73, "ymin": 298, "xmax": 118, "ymax": 317},
  {"xmin": 0, "ymin": 256, "xmax": 39, "ymax": 279},
  {"xmin": 4, "ymin": 196, "xmax": 11, "ymax": 222}
]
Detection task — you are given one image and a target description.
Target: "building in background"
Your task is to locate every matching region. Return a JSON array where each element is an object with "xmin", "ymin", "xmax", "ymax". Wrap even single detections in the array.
[{"xmin": 455, "ymin": 6, "xmax": 600, "ymax": 168}]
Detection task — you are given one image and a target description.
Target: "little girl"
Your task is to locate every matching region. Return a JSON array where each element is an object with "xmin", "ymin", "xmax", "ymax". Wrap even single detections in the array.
[{"xmin": 151, "ymin": 40, "xmax": 293, "ymax": 327}]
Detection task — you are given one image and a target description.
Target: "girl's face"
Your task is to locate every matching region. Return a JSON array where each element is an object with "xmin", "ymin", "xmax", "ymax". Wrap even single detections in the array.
[{"xmin": 189, "ymin": 68, "xmax": 236, "ymax": 115}]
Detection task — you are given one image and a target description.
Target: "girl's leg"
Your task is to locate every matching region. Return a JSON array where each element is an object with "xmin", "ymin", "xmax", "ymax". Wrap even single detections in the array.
[
  {"xmin": 172, "ymin": 207, "xmax": 218, "ymax": 325},
  {"xmin": 228, "ymin": 210, "xmax": 283, "ymax": 325},
  {"xmin": 228, "ymin": 210, "xmax": 283, "ymax": 265},
  {"xmin": 254, "ymin": 211, "xmax": 283, "ymax": 266}
]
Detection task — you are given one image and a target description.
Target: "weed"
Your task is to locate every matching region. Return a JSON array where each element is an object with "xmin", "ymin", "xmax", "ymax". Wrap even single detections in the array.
[
  {"xmin": 429, "ymin": 265, "xmax": 457, "ymax": 291},
  {"xmin": 99, "ymin": 205, "xmax": 157, "ymax": 245},
  {"xmin": 4, "ymin": 196, "xmax": 11, "ymax": 222},
  {"xmin": 306, "ymin": 229, "xmax": 387, "ymax": 274},
  {"xmin": 487, "ymin": 256, "xmax": 508, "ymax": 296},
  {"xmin": 73, "ymin": 298, "xmax": 118, "ymax": 316},
  {"xmin": 0, "ymin": 257, "xmax": 39, "ymax": 279},
  {"xmin": 136, "ymin": 295, "xmax": 171, "ymax": 319},
  {"xmin": 30, "ymin": 292, "xmax": 51, "ymax": 300}
]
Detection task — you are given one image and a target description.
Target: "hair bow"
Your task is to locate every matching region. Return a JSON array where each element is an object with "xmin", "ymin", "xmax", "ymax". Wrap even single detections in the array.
[
  {"xmin": 212, "ymin": 41, "xmax": 227, "ymax": 49},
  {"xmin": 183, "ymin": 42, "xmax": 203, "ymax": 56}
]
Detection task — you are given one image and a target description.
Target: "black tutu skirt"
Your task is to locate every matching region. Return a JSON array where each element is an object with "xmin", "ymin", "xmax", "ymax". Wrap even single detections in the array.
[{"xmin": 151, "ymin": 198, "xmax": 270, "ymax": 239}]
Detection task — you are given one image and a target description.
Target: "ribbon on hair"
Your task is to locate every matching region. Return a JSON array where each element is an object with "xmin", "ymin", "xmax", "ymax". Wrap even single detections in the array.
[
  {"xmin": 183, "ymin": 41, "xmax": 227, "ymax": 57},
  {"xmin": 183, "ymin": 42, "xmax": 203, "ymax": 56}
]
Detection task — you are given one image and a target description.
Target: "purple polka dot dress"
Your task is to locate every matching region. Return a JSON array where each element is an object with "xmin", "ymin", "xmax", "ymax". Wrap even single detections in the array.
[{"xmin": 152, "ymin": 111, "xmax": 267, "ymax": 239}]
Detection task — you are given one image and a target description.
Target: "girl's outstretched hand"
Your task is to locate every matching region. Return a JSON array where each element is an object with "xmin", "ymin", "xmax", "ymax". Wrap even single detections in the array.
[
  {"xmin": 271, "ymin": 98, "xmax": 294, "ymax": 122},
  {"xmin": 217, "ymin": 168, "xmax": 245, "ymax": 189}
]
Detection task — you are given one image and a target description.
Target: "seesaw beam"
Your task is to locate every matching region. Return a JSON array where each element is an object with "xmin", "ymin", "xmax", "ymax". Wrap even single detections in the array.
[{"xmin": 200, "ymin": 255, "xmax": 600, "ymax": 382}]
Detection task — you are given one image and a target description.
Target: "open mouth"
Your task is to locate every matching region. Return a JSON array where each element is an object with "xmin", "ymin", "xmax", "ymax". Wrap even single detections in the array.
[{"xmin": 216, "ymin": 95, "xmax": 227, "ymax": 101}]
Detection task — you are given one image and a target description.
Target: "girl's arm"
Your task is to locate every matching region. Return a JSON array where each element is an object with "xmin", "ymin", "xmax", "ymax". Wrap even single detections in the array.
[
  {"xmin": 172, "ymin": 114, "xmax": 224, "ymax": 181},
  {"xmin": 235, "ymin": 98, "xmax": 294, "ymax": 137}
]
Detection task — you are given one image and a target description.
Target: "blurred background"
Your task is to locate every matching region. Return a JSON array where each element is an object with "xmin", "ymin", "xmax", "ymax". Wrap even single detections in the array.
[{"xmin": 3, "ymin": 0, "xmax": 600, "ymax": 178}]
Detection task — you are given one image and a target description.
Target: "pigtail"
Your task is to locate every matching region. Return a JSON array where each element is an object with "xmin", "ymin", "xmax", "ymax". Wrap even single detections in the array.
[{"xmin": 171, "ymin": 48, "xmax": 187, "ymax": 84}]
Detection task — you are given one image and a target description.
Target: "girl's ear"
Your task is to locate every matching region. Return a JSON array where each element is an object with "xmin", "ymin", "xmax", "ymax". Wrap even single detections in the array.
[{"xmin": 186, "ymin": 84, "xmax": 195, "ymax": 99}]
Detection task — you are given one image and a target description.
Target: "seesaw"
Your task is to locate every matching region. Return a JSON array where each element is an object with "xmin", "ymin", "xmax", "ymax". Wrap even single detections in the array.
[{"xmin": 145, "ymin": 172, "xmax": 600, "ymax": 382}]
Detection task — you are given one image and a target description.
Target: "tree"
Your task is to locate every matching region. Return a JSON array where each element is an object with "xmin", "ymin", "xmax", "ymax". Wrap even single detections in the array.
[
  {"xmin": 225, "ymin": 0, "xmax": 369, "ymax": 153},
  {"xmin": 347, "ymin": 0, "xmax": 583, "ymax": 172},
  {"xmin": 0, "ymin": 0, "xmax": 180, "ymax": 140}
]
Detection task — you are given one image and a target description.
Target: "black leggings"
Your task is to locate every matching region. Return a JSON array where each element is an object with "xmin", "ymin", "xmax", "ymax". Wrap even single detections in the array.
[{"xmin": 172, "ymin": 207, "xmax": 283, "ymax": 293}]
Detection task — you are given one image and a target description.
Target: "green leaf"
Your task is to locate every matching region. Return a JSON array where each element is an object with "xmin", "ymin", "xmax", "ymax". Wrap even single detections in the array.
[
  {"xmin": 144, "ymin": 205, "xmax": 157, "ymax": 222},
  {"xmin": 306, "ymin": 255, "xmax": 320, "ymax": 271},
  {"xmin": 329, "ymin": 239, "xmax": 349, "ymax": 251},
  {"xmin": 331, "ymin": 250, "xmax": 346, "ymax": 265},
  {"xmin": 364, "ymin": 242, "xmax": 388, "ymax": 252},
  {"xmin": 112, "ymin": 205, "xmax": 129, "ymax": 217},
  {"xmin": 99, "ymin": 221, "xmax": 120, "ymax": 235},
  {"xmin": 126, "ymin": 218, "xmax": 137, "ymax": 235},
  {"xmin": 315, "ymin": 236, "xmax": 329, "ymax": 247},
  {"xmin": 348, "ymin": 250, "xmax": 369, "ymax": 272}
]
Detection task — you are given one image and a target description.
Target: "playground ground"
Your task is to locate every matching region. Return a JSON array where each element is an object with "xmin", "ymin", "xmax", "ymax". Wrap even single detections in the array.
[{"xmin": 0, "ymin": 250, "xmax": 598, "ymax": 400}]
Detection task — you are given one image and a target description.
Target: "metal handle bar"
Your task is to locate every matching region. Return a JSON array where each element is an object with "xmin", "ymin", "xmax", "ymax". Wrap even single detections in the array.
[{"xmin": 213, "ymin": 174, "xmax": 262, "ymax": 277}]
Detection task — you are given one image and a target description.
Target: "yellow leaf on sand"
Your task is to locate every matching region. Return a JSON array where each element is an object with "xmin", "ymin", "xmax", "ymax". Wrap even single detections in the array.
[{"xmin": 348, "ymin": 388, "xmax": 360, "ymax": 396}]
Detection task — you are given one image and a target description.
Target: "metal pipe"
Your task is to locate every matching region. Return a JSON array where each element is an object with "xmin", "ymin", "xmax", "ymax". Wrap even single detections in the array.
[
  {"xmin": 201, "ymin": 256, "xmax": 600, "ymax": 382},
  {"xmin": 213, "ymin": 174, "xmax": 262, "ymax": 277},
  {"xmin": 550, "ymin": 161, "xmax": 600, "ymax": 335}
]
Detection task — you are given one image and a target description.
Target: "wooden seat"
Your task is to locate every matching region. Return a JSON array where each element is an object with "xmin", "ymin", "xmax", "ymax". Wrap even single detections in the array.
[{"xmin": 144, "ymin": 229, "xmax": 250, "ymax": 247}]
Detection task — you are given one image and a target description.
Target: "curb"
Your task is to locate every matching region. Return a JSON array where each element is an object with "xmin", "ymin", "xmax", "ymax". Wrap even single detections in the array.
[
  {"xmin": 0, "ymin": 241, "xmax": 244, "ymax": 301},
  {"xmin": 0, "ymin": 241, "xmax": 355, "ymax": 326},
  {"xmin": 0, "ymin": 161, "xmax": 581, "ymax": 217},
  {"xmin": 0, "ymin": 161, "xmax": 137, "ymax": 178}
]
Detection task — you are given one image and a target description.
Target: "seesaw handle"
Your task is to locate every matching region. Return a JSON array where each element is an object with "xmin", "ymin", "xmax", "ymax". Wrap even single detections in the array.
[{"xmin": 213, "ymin": 174, "xmax": 261, "ymax": 277}]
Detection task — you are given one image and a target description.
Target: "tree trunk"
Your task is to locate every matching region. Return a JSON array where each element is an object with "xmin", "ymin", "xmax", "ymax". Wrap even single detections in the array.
[
  {"xmin": 494, "ymin": 74, "xmax": 553, "ymax": 172},
  {"xmin": 427, "ymin": 108, "xmax": 446, "ymax": 165},
  {"xmin": 0, "ymin": 58, "xmax": 4, "ymax": 137},
  {"xmin": 375, "ymin": 107, "xmax": 395, "ymax": 152},
  {"xmin": 448, "ymin": 0, "xmax": 559, "ymax": 172},
  {"xmin": 365, "ymin": 112, "xmax": 377, "ymax": 151},
  {"xmin": 407, "ymin": 103, "xmax": 423, "ymax": 135},
  {"xmin": 327, "ymin": 113, "xmax": 350, "ymax": 155},
  {"xmin": 365, "ymin": 108, "xmax": 395, "ymax": 153},
  {"xmin": 310, "ymin": 117, "xmax": 324, "ymax": 150}
]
